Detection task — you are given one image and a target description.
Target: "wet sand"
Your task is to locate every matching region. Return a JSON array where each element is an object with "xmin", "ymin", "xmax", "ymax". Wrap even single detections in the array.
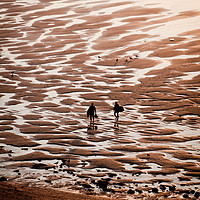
[
  {"xmin": 0, "ymin": 181, "xmax": 113, "ymax": 200},
  {"xmin": 0, "ymin": 0, "xmax": 200, "ymax": 199}
]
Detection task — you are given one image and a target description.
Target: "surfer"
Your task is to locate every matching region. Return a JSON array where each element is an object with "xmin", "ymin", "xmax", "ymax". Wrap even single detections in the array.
[{"xmin": 87, "ymin": 103, "xmax": 97, "ymax": 123}]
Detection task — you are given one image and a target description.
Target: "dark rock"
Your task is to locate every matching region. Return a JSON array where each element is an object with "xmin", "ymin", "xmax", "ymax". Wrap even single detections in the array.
[
  {"xmin": 106, "ymin": 188, "xmax": 115, "ymax": 193},
  {"xmin": 190, "ymin": 190, "xmax": 195, "ymax": 194},
  {"xmin": 127, "ymin": 189, "xmax": 135, "ymax": 194},
  {"xmin": 119, "ymin": 182, "xmax": 125, "ymax": 186},
  {"xmin": 0, "ymin": 177, "xmax": 7, "ymax": 181},
  {"xmin": 169, "ymin": 185, "xmax": 176, "ymax": 192},
  {"xmin": 194, "ymin": 192, "xmax": 200, "ymax": 198},
  {"xmin": 179, "ymin": 190, "xmax": 186, "ymax": 195},
  {"xmin": 108, "ymin": 173, "xmax": 117, "ymax": 178},
  {"xmin": 45, "ymin": 180, "xmax": 51, "ymax": 184},
  {"xmin": 135, "ymin": 189, "xmax": 142, "ymax": 194},
  {"xmin": 183, "ymin": 194, "xmax": 189, "ymax": 198},
  {"xmin": 160, "ymin": 185, "xmax": 166, "ymax": 191},
  {"xmin": 152, "ymin": 188, "xmax": 159, "ymax": 193},
  {"xmin": 96, "ymin": 179, "xmax": 109, "ymax": 191}
]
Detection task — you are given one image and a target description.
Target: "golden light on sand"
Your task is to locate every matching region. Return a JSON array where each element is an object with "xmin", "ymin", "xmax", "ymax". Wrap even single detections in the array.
[{"xmin": 0, "ymin": 0, "xmax": 200, "ymax": 199}]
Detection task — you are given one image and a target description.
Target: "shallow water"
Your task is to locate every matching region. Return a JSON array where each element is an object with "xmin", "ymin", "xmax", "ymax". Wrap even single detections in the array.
[{"xmin": 0, "ymin": 0, "xmax": 200, "ymax": 198}]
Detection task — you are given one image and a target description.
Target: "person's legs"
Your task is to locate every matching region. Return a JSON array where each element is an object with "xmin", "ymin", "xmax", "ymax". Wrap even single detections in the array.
[
  {"xmin": 114, "ymin": 111, "xmax": 119, "ymax": 119},
  {"xmin": 116, "ymin": 112, "xmax": 119, "ymax": 119},
  {"xmin": 90, "ymin": 114, "xmax": 94, "ymax": 124}
]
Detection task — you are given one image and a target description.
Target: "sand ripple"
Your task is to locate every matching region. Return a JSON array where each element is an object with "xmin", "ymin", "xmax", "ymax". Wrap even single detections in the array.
[{"xmin": 0, "ymin": 0, "xmax": 200, "ymax": 199}]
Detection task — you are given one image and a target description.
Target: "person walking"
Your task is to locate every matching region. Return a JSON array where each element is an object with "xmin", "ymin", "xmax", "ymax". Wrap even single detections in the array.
[
  {"xmin": 113, "ymin": 102, "xmax": 124, "ymax": 120},
  {"xmin": 87, "ymin": 103, "xmax": 97, "ymax": 124}
]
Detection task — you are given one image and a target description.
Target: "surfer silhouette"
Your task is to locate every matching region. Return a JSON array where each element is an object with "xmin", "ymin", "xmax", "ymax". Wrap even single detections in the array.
[
  {"xmin": 87, "ymin": 103, "xmax": 97, "ymax": 124},
  {"xmin": 113, "ymin": 102, "xmax": 124, "ymax": 120}
]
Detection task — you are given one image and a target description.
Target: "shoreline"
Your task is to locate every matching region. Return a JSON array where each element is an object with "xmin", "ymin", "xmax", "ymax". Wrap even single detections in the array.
[{"xmin": 0, "ymin": 181, "xmax": 114, "ymax": 200}]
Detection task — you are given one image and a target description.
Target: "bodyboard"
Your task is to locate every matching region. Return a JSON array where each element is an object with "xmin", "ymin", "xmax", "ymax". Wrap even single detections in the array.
[{"xmin": 118, "ymin": 106, "xmax": 124, "ymax": 112}]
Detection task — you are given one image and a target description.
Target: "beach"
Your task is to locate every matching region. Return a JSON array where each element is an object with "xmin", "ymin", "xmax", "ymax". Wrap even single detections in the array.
[{"xmin": 0, "ymin": 0, "xmax": 200, "ymax": 199}]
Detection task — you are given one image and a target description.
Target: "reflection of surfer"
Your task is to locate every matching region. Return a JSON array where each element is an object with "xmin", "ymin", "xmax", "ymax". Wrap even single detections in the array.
[
  {"xmin": 87, "ymin": 124, "xmax": 98, "ymax": 131},
  {"xmin": 113, "ymin": 102, "xmax": 124, "ymax": 120},
  {"xmin": 87, "ymin": 103, "xmax": 97, "ymax": 123}
]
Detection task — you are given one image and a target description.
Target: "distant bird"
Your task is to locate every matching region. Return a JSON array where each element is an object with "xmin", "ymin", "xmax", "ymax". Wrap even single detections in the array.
[
  {"xmin": 8, "ymin": 150, "xmax": 13, "ymax": 157},
  {"xmin": 11, "ymin": 71, "xmax": 14, "ymax": 77},
  {"xmin": 114, "ymin": 58, "xmax": 119, "ymax": 66},
  {"xmin": 98, "ymin": 56, "xmax": 101, "ymax": 59},
  {"xmin": 135, "ymin": 54, "xmax": 139, "ymax": 58},
  {"xmin": 129, "ymin": 57, "xmax": 133, "ymax": 60},
  {"xmin": 124, "ymin": 59, "xmax": 129, "ymax": 65}
]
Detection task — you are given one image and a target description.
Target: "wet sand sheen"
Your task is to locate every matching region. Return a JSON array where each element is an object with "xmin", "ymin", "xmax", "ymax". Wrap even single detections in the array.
[{"xmin": 0, "ymin": 0, "xmax": 200, "ymax": 199}]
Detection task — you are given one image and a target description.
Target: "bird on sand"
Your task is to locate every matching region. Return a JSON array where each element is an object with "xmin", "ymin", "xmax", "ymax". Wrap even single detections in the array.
[{"xmin": 11, "ymin": 71, "xmax": 14, "ymax": 77}]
